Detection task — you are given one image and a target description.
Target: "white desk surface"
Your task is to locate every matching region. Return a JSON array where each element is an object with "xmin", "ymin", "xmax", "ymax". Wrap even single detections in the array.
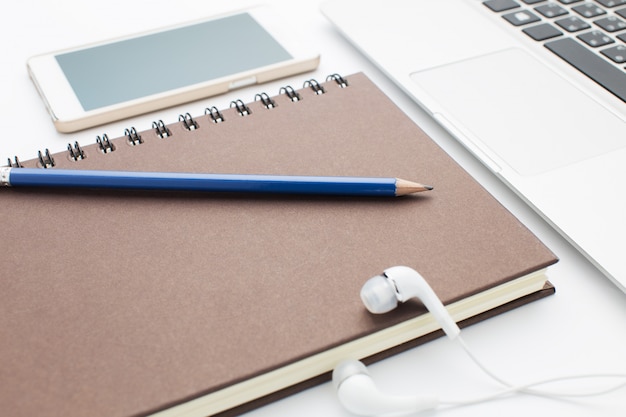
[{"xmin": 2, "ymin": 1, "xmax": 624, "ymax": 416}]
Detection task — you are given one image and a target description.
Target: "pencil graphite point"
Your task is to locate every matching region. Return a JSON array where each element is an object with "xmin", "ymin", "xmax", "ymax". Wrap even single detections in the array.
[{"xmin": 395, "ymin": 178, "xmax": 433, "ymax": 196}]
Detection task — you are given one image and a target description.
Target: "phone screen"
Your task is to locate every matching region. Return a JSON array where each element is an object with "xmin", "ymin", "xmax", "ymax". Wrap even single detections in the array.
[{"xmin": 54, "ymin": 13, "xmax": 292, "ymax": 111}]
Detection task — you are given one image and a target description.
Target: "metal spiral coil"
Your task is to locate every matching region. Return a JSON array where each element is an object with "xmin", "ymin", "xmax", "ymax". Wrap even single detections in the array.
[
  {"xmin": 152, "ymin": 120, "xmax": 171, "ymax": 138},
  {"xmin": 7, "ymin": 156, "xmax": 22, "ymax": 168},
  {"xmin": 179, "ymin": 113, "xmax": 199, "ymax": 131},
  {"xmin": 304, "ymin": 78, "xmax": 325, "ymax": 95},
  {"xmin": 205, "ymin": 106, "xmax": 225, "ymax": 123},
  {"xmin": 255, "ymin": 92, "xmax": 277, "ymax": 109},
  {"xmin": 96, "ymin": 134, "xmax": 115, "ymax": 153},
  {"xmin": 38, "ymin": 149, "xmax": 55, "ymax": 168},
  {"xmin": 327, "ymin": 73, "xmax": 349, "ymax": 88},
  {"xmin": 230, "ymin": 99, "xmax": 252, "ymax": 116},
  {"xmin": 68, "ymin": 141, "xmax": 86, "ymax": 161},
  {"xmin": 279, "ymin": 85, "xmax": 301, "ymax": 102},
  {"xmin": 6, "ymin": 74, "xmax": 349, "ymax": 169},
  {"xmin": 125, "ymin": 127, "xmax": 143, "ymax": 146}
]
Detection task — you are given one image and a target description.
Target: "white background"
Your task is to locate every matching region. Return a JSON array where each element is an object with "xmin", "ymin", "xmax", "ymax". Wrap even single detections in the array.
[{"xmin": 1, "ymin": 1, "xmax": 624, "ymax": 416}]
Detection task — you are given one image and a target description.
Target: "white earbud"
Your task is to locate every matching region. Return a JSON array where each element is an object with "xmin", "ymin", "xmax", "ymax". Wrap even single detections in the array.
[
  {"xmin": 332, "ymin": 359, "xmax": 438, "ymax": 416},
  {"xmin": 332, "ymin": 266, "xmax": 452, "ymax": 415},
  {"xmin": 333, "ymin": 266, "xmax": 626, "ymax": 416},
  {"xmin": 360, "ymin": 266, "xmax": 460, "ymax": 339}
]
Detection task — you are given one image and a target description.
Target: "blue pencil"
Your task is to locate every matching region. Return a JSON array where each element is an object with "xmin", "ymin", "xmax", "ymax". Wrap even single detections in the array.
[{"xmin": 0, "ymin": 167, "xmax": 432, "ymax": 197}]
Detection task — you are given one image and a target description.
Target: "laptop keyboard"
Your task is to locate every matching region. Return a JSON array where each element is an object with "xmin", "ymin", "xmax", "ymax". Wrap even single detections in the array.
[{"xmin": 483, "ymin": 0, "xmax": 626, "ymax": 102}]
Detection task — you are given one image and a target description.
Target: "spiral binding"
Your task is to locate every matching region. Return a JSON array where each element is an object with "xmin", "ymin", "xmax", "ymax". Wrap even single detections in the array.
[
  {"xmin": 230, "ymin": 99, "xmax": 252, "ymax": 116},
  {"xmin": 304, "ymin": 79, "xmax": 325, "ymax": 95},
  {"xmin": 38, "ymin": 149, "xmax": 54, "ymax": 168},
  {"xmin": 205, "ymin": 106, "xmax": 225, "ymax": 123},
  {"xmin": 179, "ymin": 113, "xmax": 199, "ymax": 131},
  {"xmin": 68, "ymin": 141, "xmax": 86, "ymax": 161},
  {"xmin": 7, "ymin": 156, "xmax": 22, "ymax": 168},
  {"xmin": 8, "ymin": 74, "xmax": 349, "ymax": 169},
  {"xmin": 279, "ymin": 85, "xmax": 301, "ymax": 102},
  {"xmin": 152, "ymin": 120, "xmax": 171, "ymax": 138},
  {"xmin": 125, "ymin": 127, "xmax": 143, "ymax": 146},
  {"xmin": 327, "ymin": 73, "xmax": 348, "ymax": 88},
  {"xmin": 96, "ymin": 134, "xmax": 115, "ymax": 153},
  {"xmin": 254, "ymin": 92, "xmax": 276, "ymax": 109}
]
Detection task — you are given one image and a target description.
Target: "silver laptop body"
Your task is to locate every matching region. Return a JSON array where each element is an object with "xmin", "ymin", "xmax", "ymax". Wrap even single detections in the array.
[{"xmin": 322, "ymin": 0, "xmax": 626, "ymax": 292}]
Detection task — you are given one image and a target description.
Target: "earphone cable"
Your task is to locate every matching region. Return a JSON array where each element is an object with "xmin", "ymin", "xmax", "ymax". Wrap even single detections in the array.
[{"xmin": 452, "ymin": 336, "xmax": 626, "ymax": 399}]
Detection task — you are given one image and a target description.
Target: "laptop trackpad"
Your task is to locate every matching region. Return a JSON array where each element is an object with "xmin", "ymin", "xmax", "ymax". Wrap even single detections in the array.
[{"xmin": 410, "ymin": 48, "xmax": 625, "ymax": 176}]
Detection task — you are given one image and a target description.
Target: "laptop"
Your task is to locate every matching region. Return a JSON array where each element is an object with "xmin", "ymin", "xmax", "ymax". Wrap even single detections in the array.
[{"xmin": 321, "ymin": 0, "xmax": 626, "ymax": 293}]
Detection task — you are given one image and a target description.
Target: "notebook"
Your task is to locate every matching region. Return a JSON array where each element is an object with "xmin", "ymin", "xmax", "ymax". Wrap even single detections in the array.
[
  {"xmin": 0, "ymin": 72, "xmax": 557, "ymax": 417},
  {"xmin": 321, "ymin": 0, "xmax": 626, "ymax": 293}
]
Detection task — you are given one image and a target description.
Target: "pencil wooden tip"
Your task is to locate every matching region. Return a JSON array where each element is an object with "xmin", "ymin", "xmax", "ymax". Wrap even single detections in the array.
[{"xmin": 395, "ymin": 178, "xmax": 433, "ymax": 196}]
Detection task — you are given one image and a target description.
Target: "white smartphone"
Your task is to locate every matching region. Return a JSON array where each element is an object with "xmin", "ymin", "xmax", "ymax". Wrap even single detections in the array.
[{"xmin": 27, "ymin": 6, "xmax": 320, "ymax": 132}]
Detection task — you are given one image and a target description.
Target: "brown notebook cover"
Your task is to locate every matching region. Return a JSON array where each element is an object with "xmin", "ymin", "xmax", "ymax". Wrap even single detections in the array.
[{"xmin": 0, "ymin": 72, "xmax": 557, "ymax": 417}]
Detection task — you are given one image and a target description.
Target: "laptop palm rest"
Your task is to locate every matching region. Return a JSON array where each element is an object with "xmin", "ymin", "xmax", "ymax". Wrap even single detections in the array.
[{"xmin": 410, "ymin": 48, "xmax": 625, "ymax": 176}]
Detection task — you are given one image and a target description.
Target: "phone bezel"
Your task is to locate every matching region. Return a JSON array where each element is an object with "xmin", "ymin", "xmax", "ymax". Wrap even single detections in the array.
[{"xmin": 26, "ymin": 6, "xmax": 320, "ymax": 132}]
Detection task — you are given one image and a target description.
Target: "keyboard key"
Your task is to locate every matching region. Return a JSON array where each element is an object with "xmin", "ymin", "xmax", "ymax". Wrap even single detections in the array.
[
  {"xmin": 616, "ymin": 8, "xmax": 626, "ymax": 18},
  {"xmin": 535, "ymin": 3, "xmax": 569, "ymax": 18},
  {"xmin": 595, "ymin": 0, "xmax": 626, "ymax": 7},
  {"xmin": 523, "ymin": 23, "xmax": 564, "ymax": 40},
  {"xmin": 601, "ymin": 44, "xmax": 626, "ymax": 63},
  {"xmin": 618, "ymin": 32, "xmax": 626, "ymax": 42},
  {"xmin": 521, "ymin": 0, "xmax": 544, "ymax": 4},
  {"xmin": 503, "ymin": 10, "xmax": 541, "ymax": 25},
  {"xmin": 555, "ymin": 16, "xmax": 592, "ymax": 31},
  {"xmin": 483, "ymin": 0, "xmax": 520, "ymax": 12},
  {"xmin": 557, "ymin": 0, "xmax": 583, "ymax": 4},
  {"xmin": 594, "ymin": 16, "xmax": 626, "ymax": 31},
  {"xmin": 572, "ymin": 3, "xmax": 607, "ymax": 17},
  {"xmin": 545, "ymin": 37, "xmax": 626, "ymax": 102},
  {"xmin": 578, "ymin": 30, "xmax": 615, "ymax": 46}
]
